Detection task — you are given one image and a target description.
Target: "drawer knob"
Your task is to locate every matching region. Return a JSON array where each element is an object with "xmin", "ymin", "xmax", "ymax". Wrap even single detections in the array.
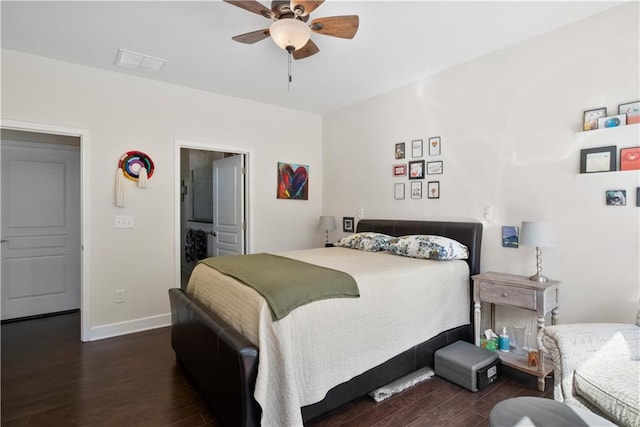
[{"xmin": 502, "ymin": 292, "xmax": 509, "ymax": 298}]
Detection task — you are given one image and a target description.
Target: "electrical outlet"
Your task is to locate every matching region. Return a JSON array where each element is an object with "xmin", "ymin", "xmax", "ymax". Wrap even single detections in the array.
[{"xmin": 114, "ymin": 289, "xmax": 125, "ymax": 303}]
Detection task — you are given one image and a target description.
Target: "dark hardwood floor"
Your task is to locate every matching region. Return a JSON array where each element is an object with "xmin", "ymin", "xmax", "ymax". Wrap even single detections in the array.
[{"xmin": 1, "ymin": 312, "xmax": 552, "ymax": 426}]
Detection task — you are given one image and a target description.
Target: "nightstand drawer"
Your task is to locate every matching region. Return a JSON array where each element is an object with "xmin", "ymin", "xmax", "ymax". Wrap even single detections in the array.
[{"xmin": 478, "ymin": 282, "xmax": 536, "ymax": 309}]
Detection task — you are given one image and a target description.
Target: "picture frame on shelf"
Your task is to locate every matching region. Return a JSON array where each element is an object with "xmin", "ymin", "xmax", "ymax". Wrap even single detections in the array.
[
  {"xmin": 583, "ymin": 107, "xmax": 607, "ymax": 131},
  {"xmin": 342, "ymin": 216, "xmax": 354, "ymax": 232},
  {"xmin": 606, "ymin": 190, "xmax": 626, "ymax": 206},
  {"xmin": 427, "ymin": 160, "xmax": 443, "ymax": 175},
  {"xmin": 411, "ymin": 181, "xmax": 422, "ymax": 199},
  {"xmin": 427, "ymin": 181, "xmax": 440, "ymax": 199},
  {"xmin": 411, "ymin": 139, "xmax": 423, "ymax": 158},
  {"xmin": 428, "ymin": 136, "xmax": 441, "ymax": 156},
  {"xmin": 408, "ymin": 160, "xmax": 425, "ymax": 179},
  {"xmin": 395, "ymin": 142, "xmax": 406, "ymax": 160},
  {"xmin": 393, "ymin": 163, "xmax": 407, "ymax": 176},
  {"xmin": 580, "ymin": 146, "xmax": 616, "ymax": 173},
  {"xmin": 620, "ymin": 147, "xmax": 640, "ymax": 171},
  {"xmin": 618, "ymin": 101, "xmax": 640, "ymax": 125},
  {"xmin": 394, "ymin": 183, "xmax": 405, "ymax": 200},
  {"xmin": 501, "ymin": 226, "xmax": 519, "ymax": 248},
  {"xmin": 597, "ymin": 114, "xmax": 626, "ymax": 129}
]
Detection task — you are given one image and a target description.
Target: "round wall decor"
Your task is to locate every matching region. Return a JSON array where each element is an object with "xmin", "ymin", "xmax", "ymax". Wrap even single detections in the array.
[{"xmin": 118, "ymin": 151, "xmax": 155, "ymax": 182}]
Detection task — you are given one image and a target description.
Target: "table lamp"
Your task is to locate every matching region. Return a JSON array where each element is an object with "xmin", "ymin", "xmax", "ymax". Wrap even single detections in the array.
[
  {"xmin": 520, "ymin": 221, "xmax": 556, "ymax": 282},
  {"xmin": 318, "ymin": 216, "xmax": 336, "ymax": 247}
]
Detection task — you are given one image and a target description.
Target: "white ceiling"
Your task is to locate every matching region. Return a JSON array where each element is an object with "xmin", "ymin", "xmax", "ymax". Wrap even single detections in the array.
[{"xmin": 1, "ymin": 1, "xmax": 622, "ymax": 114}]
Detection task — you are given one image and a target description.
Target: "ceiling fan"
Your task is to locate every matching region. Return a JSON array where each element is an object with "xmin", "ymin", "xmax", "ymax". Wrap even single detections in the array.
[{"xmin": 224, "ymin": 0, "xmax": 359, "ymax": 60}]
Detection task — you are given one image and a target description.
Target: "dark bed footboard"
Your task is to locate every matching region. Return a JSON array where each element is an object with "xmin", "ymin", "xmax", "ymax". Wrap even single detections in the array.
[{"xmin": 169, "ymin": 288, "xmax": 260, "ymax": 427}]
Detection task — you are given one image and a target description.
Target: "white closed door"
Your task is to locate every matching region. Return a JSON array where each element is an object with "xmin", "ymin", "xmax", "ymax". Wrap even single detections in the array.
[
  {"xmin": 211, "ymin": 155, "xmax": 244, "ymax": 257},
  {"xmin": 1, "ymin": 140, "xmax": 81, "ymax": 320}
]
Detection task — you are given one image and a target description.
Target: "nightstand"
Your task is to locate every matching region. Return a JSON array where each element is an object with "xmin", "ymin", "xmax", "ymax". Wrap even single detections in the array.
[{"xmin": 471, "ymin": 271, "xmax": 560, "ymax": 391}]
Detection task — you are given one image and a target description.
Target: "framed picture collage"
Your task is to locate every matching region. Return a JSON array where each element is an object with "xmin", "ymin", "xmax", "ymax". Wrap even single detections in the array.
[{"xmin": 393, "ymin": 136, "xmax": 442, "ymax": 200}]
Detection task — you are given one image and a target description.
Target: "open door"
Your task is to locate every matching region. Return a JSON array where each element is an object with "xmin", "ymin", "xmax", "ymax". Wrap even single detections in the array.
[{"xmin": 211, "ymin": 154, "xmax": 244, "ymax": 257}]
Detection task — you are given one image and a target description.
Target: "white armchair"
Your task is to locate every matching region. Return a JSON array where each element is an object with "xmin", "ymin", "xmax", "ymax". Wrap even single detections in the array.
[{"xmin": 538, "ymin": 315, "xmax": 640, "ymax": 427}]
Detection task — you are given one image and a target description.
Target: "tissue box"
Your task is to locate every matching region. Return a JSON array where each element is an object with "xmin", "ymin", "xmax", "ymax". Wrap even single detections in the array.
[{"xmin": 434, "ymin": 340, "xmax": 500, "ymax": 392}]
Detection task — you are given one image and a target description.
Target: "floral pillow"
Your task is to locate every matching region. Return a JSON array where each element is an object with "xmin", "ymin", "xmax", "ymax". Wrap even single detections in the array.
[
  {"xmin": 386, "ymin": 235, "xmax": 469, "ymax": 260},
  {"xmin": 335, "ymin": 232, "xmax": 394, "ymax": 252}
]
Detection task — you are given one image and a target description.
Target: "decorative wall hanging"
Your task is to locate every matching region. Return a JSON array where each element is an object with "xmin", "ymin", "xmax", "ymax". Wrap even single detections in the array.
[
  {"xmin": 502, "ymin": 226, "xmax": 519, "ymax": 248},
  {"xmin": 606, "ymin": 190, "xmax": 626, "ymax": 206},
  {"xmin": 395, "ymin": 142, "xmax": 406, "ymax": 160},
  {"xmin": 115, "ymin": 150, "xmax": 155, "ymax": 207},
  {"xmin": 428, "ymin": 137, "xmax": 441, "ymax": 156},
  {"xmin": 119, "ymin": 151, "xmax": 155, "ymax": 186},
  {"xmin": 277, "ymin": 162, "xmax": 309, "ymax": 200}
]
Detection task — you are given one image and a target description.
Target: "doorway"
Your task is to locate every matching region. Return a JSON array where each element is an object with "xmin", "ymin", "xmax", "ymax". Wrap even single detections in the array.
[
  {"xmin": 177, "ymin": 142, "xmax": 249, "ymax": 289},
  {"xmin": 1, "ymin": 129, "xmax": 80, "ymax": 320},
  {"xmin": 0, "ymin": 120, "xmax": 90, "ymax": 342}
]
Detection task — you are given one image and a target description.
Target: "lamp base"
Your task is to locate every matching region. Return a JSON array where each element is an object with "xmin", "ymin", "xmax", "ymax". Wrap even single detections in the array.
[{"xmin": 528, "ymin": 273, "xmax": 548, "ymax": 283}]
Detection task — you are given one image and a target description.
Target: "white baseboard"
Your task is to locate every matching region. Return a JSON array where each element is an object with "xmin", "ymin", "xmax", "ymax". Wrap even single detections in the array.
[{"xmin": 87, "ymin": 312, "xmax": 171, "ymax": 341}]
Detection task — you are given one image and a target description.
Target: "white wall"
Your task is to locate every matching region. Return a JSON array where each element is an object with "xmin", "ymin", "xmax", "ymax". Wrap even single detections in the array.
[
  {"xmin": 323, "ymin": 3, "xmax": 640, "ymax": 325},
  {"xmin": 1, "ymin": 49, "xmax": 323, "ymax": 337}
]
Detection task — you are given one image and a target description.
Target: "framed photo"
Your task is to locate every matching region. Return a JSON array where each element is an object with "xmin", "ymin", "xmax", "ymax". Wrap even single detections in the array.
[
  {"xmin": 580, "ymin": 146, "xmax": 616, "ymax": 173},
  {"xmin": 427, "ymin": 181, "xmax": 440, "ymax": 199},
  {"xmin": 427, "ymin": 160, "xmax": 443, "ymax": 175},
  {"xmin": 395, "ymin": 142, "xmax": 406, "ymax": 160},
  {"xmin": 428, "ymin": 136, "xmax": 441, "ymax": 156},
  {"xmin": 620, "ymin": 147, "xmax": 640, "ymax": 171},
  {"xmin": 637, "ymin": 187, "xmax": 640, "ymax": 207},
  {"xmin": 411, "ymin": 139, "xmax": 423, "ymax": 158},
  {"xmin": 583, "ymin": 107, "xmax": 607, "ymax": 131},
  {"xmin": 501, "ymin": 226, "xmax": 519, "ymax": 248},
  {"xmin": 606, "ymin": 190, "xmax": 626, "ymax": 206},
  {"xmin": 342, "ymin": 216, "xmax": 354, "ymax": 232},
  {"xmin": 597, "ymin": 114, "xmax": 626, "ymax": 129},
  {"xmin": 618, "ymin": 101, "xmax": 640, "ymax": 125},
  {"xmin": 411, "ymin": 181, "xmax": 422, "ymax": 199},
  {"xmin": 408, "ymin": 160, "xmax": 425, "ymax": 179},
  {"xmin": 393, "ymin": 163, "xmax": 407, "ymax": 176},
  {"xmin": 394, "ymin": 183, "xmax": 405, "ymax": 200}
]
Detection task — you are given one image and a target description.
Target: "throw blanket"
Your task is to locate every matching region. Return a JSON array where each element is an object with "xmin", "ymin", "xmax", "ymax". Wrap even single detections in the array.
[{"xmin": 198, "ymin": 253, "xmax": 359, "ymax": 320}]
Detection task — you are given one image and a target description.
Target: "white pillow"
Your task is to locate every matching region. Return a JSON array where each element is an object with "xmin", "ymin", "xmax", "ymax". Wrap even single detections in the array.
[
  {"xmin": 335, "ymin": 232, "xmax": 394, "ymax": 252},
  {"xmin": 386, "ymin": 235, "xmax": 469, "ymax": 260}
]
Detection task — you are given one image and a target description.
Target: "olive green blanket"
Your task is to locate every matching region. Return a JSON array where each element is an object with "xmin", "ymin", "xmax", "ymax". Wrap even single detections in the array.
[{"xmin": 198, "ymin": 253, "xmax": 359, "ymax": 320}]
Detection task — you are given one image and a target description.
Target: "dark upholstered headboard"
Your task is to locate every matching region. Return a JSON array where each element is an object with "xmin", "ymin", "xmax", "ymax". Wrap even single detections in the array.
[{"xmin": 355, "ymin": 219, "xmax": 483, "ymax": 276}]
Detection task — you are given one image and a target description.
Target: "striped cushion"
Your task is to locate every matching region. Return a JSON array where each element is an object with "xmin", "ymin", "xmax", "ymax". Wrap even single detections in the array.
[{"xmin": 575, "ymin": 360, "xmax": 640, "ymax": 427}]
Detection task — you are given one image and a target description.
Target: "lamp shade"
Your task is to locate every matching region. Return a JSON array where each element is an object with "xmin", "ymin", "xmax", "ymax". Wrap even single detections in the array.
[
  {"xmin": 318, "ymin": 216, "xmax": 336, "ymax": 231},
  {"xmin": 270, "ymin": 18, "xmax": 311, "ymax": 51},
  {"xmin": 520, "ymin": 221, "xmax": 556, "ymax": 248}
]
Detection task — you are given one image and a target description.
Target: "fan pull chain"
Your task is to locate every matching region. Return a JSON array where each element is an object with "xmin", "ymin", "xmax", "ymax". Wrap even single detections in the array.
[{"xmin": 287, "ymin": 51, "xmax": 293, "ymax": 91}]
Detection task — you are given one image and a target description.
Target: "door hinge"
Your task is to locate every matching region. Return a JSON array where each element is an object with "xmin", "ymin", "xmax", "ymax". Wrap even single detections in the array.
[
  {"xmin": 241, "ymin": 222, "xmax": 246, "ymax": 231},
  {"xmin": 241, "ymin": 167, "xmax": 246, "ymax": 175}
]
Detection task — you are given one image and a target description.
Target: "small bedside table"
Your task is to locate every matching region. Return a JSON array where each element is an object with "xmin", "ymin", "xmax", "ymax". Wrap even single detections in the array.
[{"xmin": 471, "ymin": 271, "xmax": 561, "ymax": 392}]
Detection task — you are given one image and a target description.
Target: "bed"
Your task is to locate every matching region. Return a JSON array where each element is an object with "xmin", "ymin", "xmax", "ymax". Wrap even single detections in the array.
[{"xmin": 169, "ymin": 219, "xmax": 482, "ymax": 426}]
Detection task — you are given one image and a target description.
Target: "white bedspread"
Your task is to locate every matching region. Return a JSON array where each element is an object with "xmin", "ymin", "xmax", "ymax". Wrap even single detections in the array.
[{"xmin": 187, "ymin": 247, "xmax": 470, "ymax": 427}]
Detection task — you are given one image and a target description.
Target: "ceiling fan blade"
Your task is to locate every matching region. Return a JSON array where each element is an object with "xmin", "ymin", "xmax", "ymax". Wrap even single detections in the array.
[
  {"xmin": 291, "ymin": 0, "xmax": 324, "ymax": 16},
  {"xmin": 232, "ymin": 28, "xmax": 271, "ymax": 44},
  {"xmin": 310, "ymin": 15, "xmax": 359, "ymax": 39},
  {"xmin": 293, "ymin": 39, "xmax": 319, "ymax": 60},
  {"xmin": 224, "ymin": 0, "xmax": 274, "ymax": 19}
]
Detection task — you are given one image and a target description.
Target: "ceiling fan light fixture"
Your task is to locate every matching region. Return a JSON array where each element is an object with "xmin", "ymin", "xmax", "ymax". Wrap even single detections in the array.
[{"xmin": 269, "ymin": 18, "xmax": 310, "ymax": 52}]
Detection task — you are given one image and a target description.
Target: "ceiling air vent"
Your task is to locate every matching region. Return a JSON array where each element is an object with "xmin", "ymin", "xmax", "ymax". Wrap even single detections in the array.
[{"xmin": 115, "ymin": 48, "xmax": 167, "ymax": 73}]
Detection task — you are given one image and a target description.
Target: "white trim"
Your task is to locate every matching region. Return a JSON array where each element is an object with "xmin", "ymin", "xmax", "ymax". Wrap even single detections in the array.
[
  {"xmin": 88, "ymin": 313, "xmax": 171, "ymax": 341},
  {"xmin": 1, "ymin": 119, "xmax": 91, "ymax": 342},
  {"xmin": 174, "ymin": 139, "xmax": 253, "ymax": 289}
]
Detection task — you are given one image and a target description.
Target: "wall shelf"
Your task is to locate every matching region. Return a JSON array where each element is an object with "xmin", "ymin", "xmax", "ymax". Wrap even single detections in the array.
[{"xmin": 575, "ymin": 122, "xmax": 639, "ymax": 136}]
